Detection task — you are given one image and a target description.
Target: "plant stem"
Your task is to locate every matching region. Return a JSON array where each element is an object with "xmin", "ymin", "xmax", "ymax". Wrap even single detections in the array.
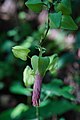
[
  {"xmin": 36, "ymin": 106, "xmax": 40, "ymax": 120},
  {"xmin": 43, "ymin": 94, "xmax": 50, "ymax": 101},
  {"xmin": 39, "ymin": 46, "xmax": 43, "ymax": 57},
  {"xmin": 28, "ymin": 55, "xmax": 31, "ymax": 59},
  {"xmin": 40, "ymin": 13, "xmax": 50, "ymax": 46}
]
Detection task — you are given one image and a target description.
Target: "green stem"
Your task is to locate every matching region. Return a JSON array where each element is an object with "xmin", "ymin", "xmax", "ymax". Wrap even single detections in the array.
[
  {"xmin": 39, "ymin": 46, "xmax": 43, "ymax": 57},
  {"xmin": 43, "ymin": 94, "xmax": 50, "ymax": 101},
  {"xmin": 40, "ymin": 16, "xmax": 50, "ymax": 46},
  {"xmin": 36, "ymin": 106, "xmax": 40, "ymax": 120},
  {"xmin": 38, "ymin": 5, "xmax": 50, "ymax": 57},
  {"xmin": 28, "ymin": 55, "xmax": 31, "ymax": 59}
]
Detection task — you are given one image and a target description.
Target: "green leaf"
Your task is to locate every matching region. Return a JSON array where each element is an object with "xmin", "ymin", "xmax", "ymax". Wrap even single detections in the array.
[
  {"xmin": 58, "ymin": 53, "xmax": 75, "ymax": 68},
  {"xmin": 31, "ymin": 55, "xmax": 39, "ymax": 73},
  {"xmin": 23, "ymin": 66, "xmax": 35, "ymax": 87},
  {"xmin": 51, "ymin": 79, "xmax": 63, "ymax": 86},
  {"xmin": 12, "ymin": 46, "xmax": 30, "ymax": 61},
  {"xmin": 61, "ymin": 90, "xmax": 75, "ymax": 100},
  {"xmin": 0, "ymin": 104, "xmax": 29, "ymax": 120},
  {"xmin": 61, "ymin": 15, "xmax": 78, "ymax": 30},
  {"xmin": 10, "ymin": 82, "xmax": 31, "ymax": 96},
  {"xmin": 25, "ymin": 0, "xmax": 43, "ymax": 13},
  {"xmin": 38, "ymin": 56, "xmax": 50, "ymax": 76},
  {"xmin": 0, "ymin": 109, "xmax": 12, "ymax": 120},
  {"xmin": 24, "ymin": 100, "xmax": 76, "ymax": 119},
  {"xmin": 42, "ymin": 79, "xmax": 75, "ymax": 100},
  {"xmin": 54, "ymin": 0, "xmax": 72, "ymax": 15},
  {"xmin": 0, "ymin": 100, "xmax": 75, "ymax": 120},
  {"xmin": 62, "ymin": 86, "xmax": 74, "ymax": 93},
  {"xmin": 48, "ymin": 54, "xmax": 59, "ymax": 73},
  {"xmin": 11, "ymin": 103, "xmax": 29, "ymax": 119},
  {"xmin": 49, "ymin": 11, "xmax": 62, "ymax": 29},
  {"xmin": 40, "ymin": 100, "xmax": 75, "ymax": 117}
]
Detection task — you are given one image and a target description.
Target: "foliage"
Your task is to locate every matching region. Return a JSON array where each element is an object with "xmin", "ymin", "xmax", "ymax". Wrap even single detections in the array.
[{"xmin": 0, "ymin": 0, "xmax": 80, "ymax": 120}]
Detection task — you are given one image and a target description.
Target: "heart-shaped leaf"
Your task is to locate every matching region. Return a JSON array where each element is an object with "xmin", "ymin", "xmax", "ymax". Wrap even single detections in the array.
[
  {"xmin": 61, "ymin": 15, "xmax": 78, "ymax": 30},
  {"xmin": 49, "ymin": 11, "xmax": 62, "ymax": 29},
  {"xmin": 25, "ymin": 0, "xmax": 43, "ymax": 13},
  {"xmin": 12, "ymin": 46, "xmax": 30, "ymax": 61},
  {"xmin": 54, "ymin": 0, "xmax": 72, "ymax": 15},
  {"xmin": 23, "ymin": 66, "xmax": 35, "ymax": 87},
  {"xmin": 31, "ymin": 55, "xmax": 39, "ymax": 73},
  {"xmin": 48, "ymin": 54, "xmax": 58, "ymax": 73},
  {"xmin": 38, "ymin": 57, "xmax": 50, "ymax": 76}
]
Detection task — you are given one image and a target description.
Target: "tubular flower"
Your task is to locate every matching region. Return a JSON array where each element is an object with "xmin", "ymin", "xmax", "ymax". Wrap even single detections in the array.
[{"xmin": 32, "ymin": 72, "xmax": 42, "ymax": 106}]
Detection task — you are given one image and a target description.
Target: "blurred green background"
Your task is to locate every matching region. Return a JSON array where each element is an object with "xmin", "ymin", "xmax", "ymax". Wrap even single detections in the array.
[{"xmin": 0, "ymin": 0, "xmax": 80, "ymax": 120}]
